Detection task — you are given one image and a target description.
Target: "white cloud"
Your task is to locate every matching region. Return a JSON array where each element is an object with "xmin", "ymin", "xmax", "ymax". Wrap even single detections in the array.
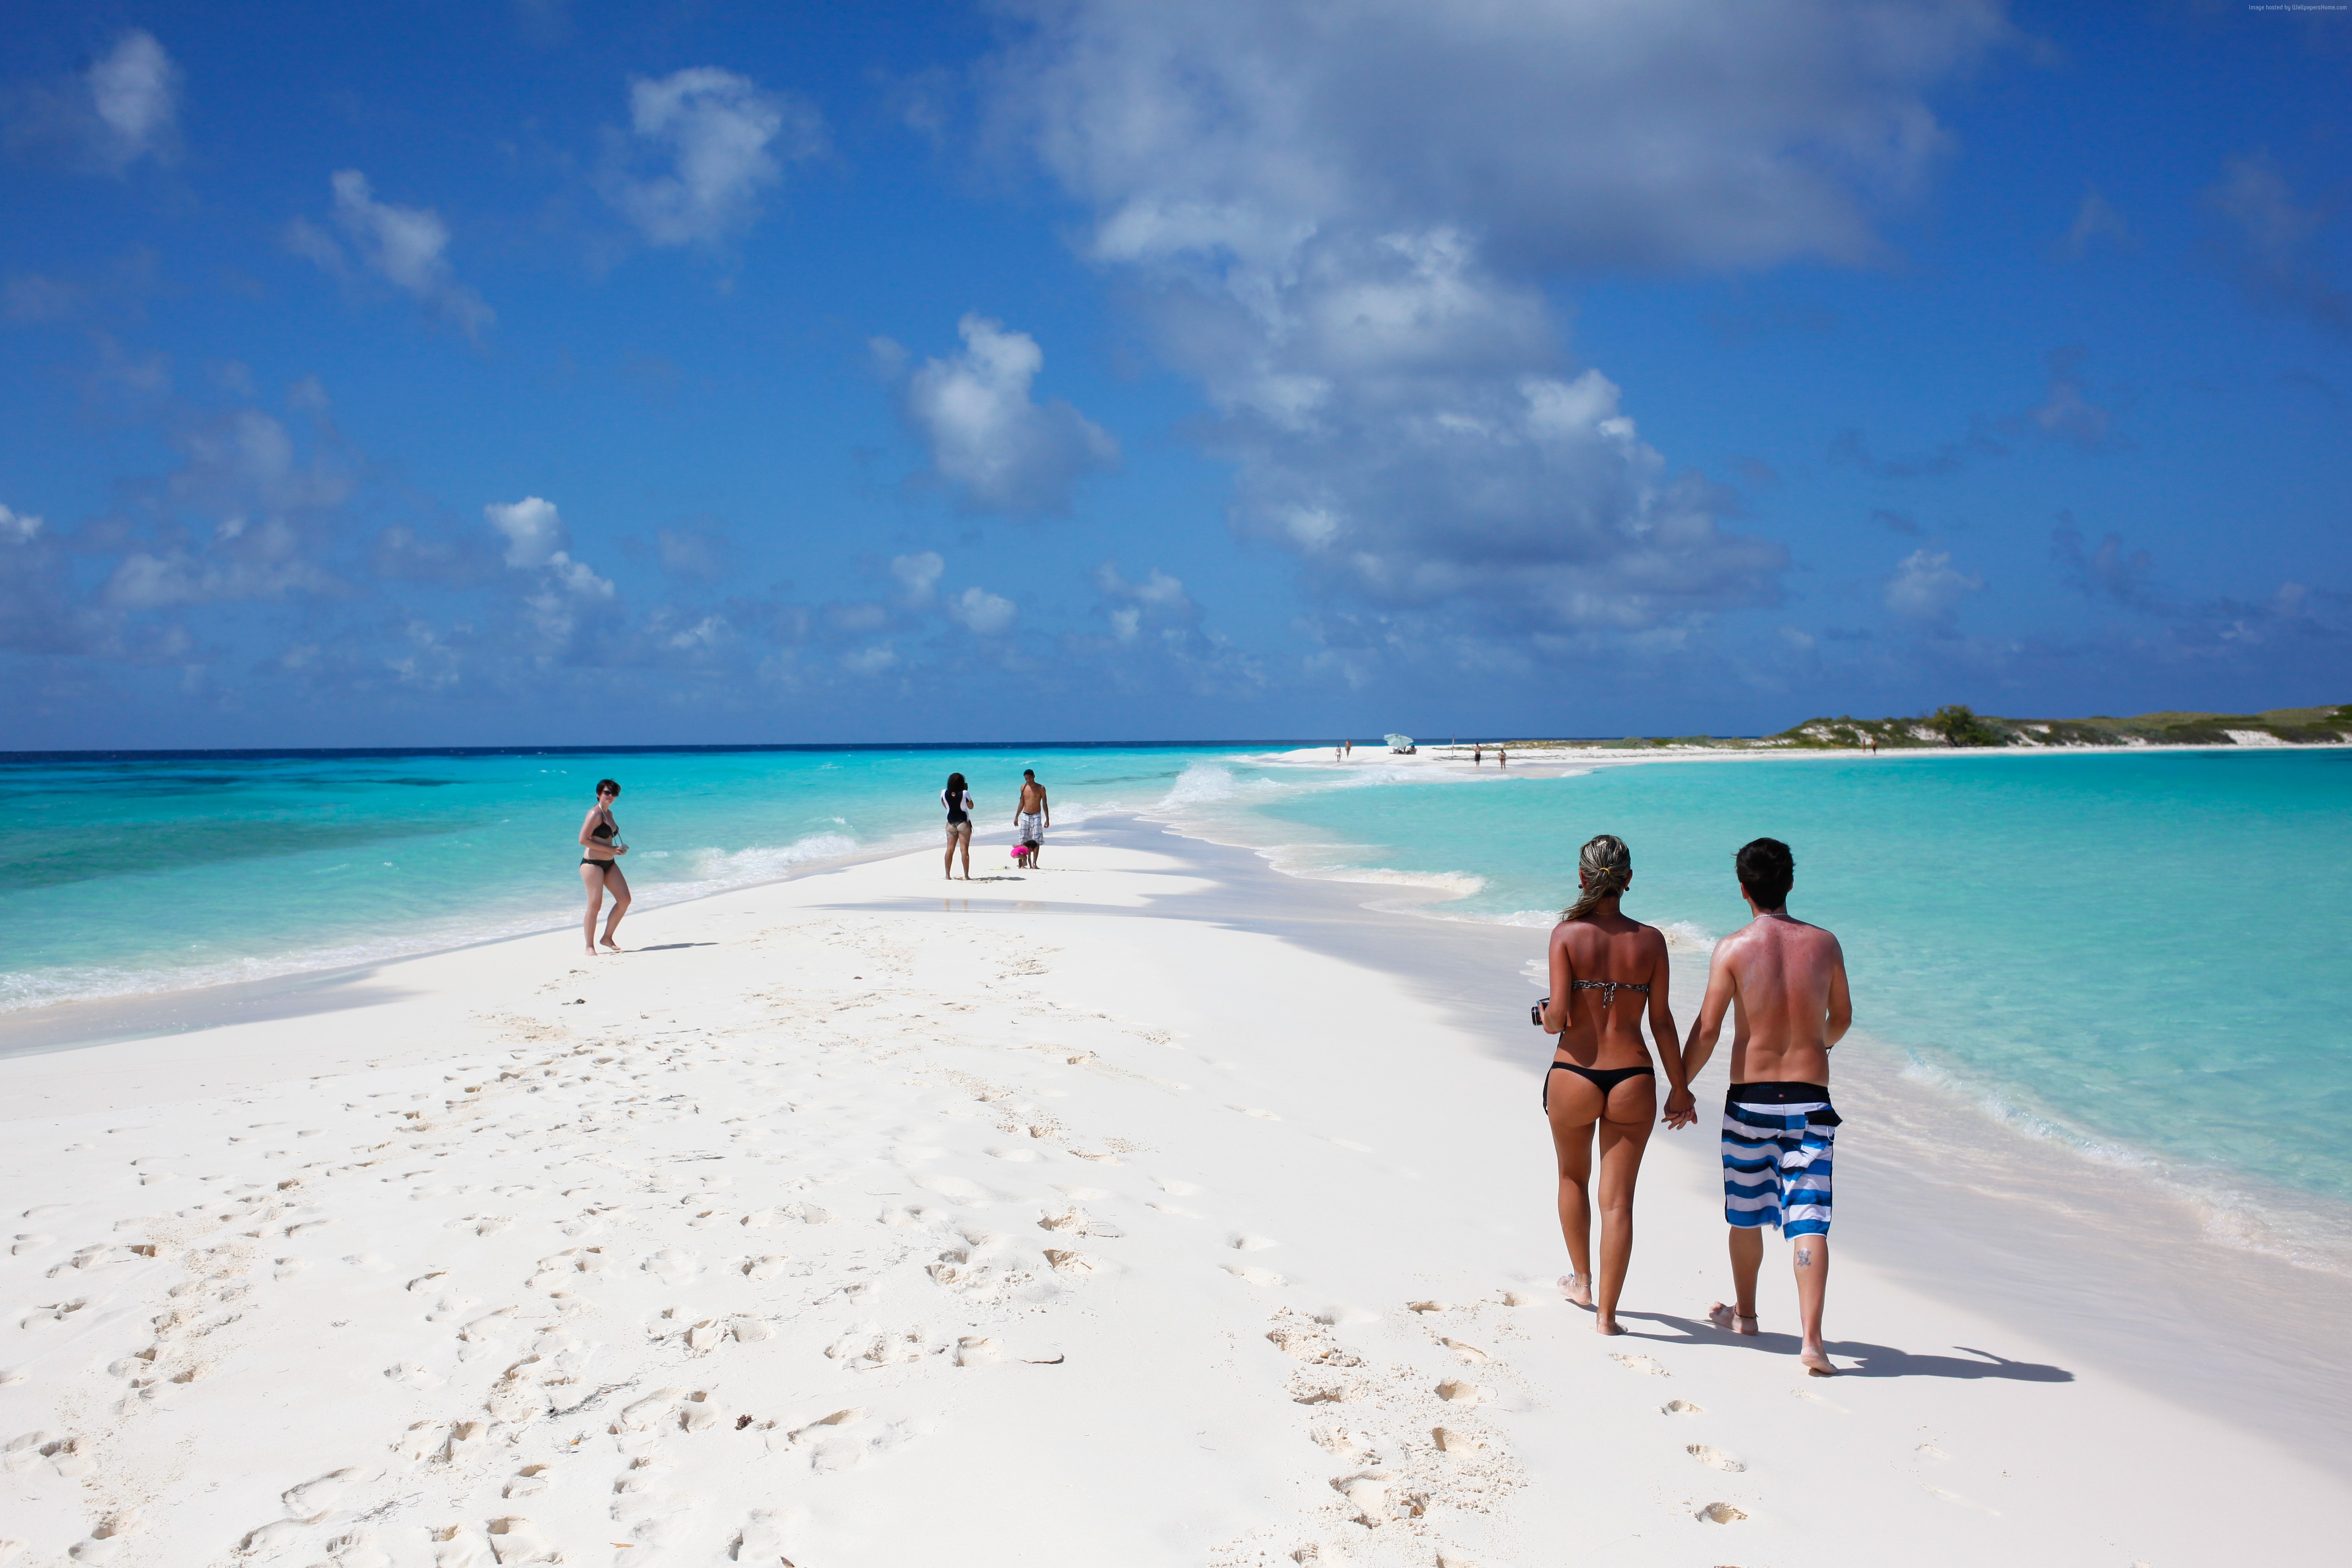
[
  {"xmin": 602, "ymin": 68, "xmax": 825, "ymax": 247},
  {"xmin": 88, "ymin": 31, "xmax": 180, "ymax": 172},
  {"xmin": 485, "ymin": 495, "xmax": 613, "ymax": 648},
  {"xmin": 291, "ymin": 171, "xmax": 494, "ymax": 335},
  {"xmin": 486, "ymin": 496, "xmax": 566, "ymax": 568},
  {"xmin": 902, "ymin": 315, "xmax": 1119, "ymax": 514},
  {"xmin": 890, "ymin": 550, "xmax": 944, "ymax": 604},
  {"xmin": 1883, "ymin": 548, "xmax": 1983, "ymax": 623},
  {"xmin": 0, "ymin": 504, "xmax": 41, "ymax": 544},
  {"xmin": 6, "ymin": 29, "xmax": 183, "ymax": 176},
  {"xmin": 947, "ymin": 585, "xmax": 1019, "ymax": 636},
  {"xmin": 842, "ymin": 644, "xmax": 898, "ymax": 675},
  {"xmin": 981, "ymin": 0, "xmax": 2005, "ymax": 652}
]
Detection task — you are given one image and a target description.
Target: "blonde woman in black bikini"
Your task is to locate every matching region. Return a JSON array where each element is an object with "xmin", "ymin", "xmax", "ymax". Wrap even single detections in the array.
[
  {"xmin": 1536, "ymin": 833, "xmax": 1692, "ymax": 1334},
  {"xmin": 578, "ymin": 778, "xmax": 630, "ymax": 954}
]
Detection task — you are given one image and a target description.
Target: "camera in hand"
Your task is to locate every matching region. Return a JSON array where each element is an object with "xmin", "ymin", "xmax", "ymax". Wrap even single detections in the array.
[{"xmin": 1530, "ymin": 997, "xmax": 1548, "ymax": 1027}]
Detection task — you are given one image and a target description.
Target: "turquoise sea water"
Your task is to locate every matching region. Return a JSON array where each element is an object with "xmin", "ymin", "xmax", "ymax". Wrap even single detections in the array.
[
  {"xmin": 1169, "ymin": 747, "xmax": 2352, "ymax": 1227},
  {"xmin": 6, "ymin": 742, "xmax": 2349, "ymax": 1262},
  {"xmin": 0, "ymin": 746, "xmax": 1230, "ymax": 1013}
]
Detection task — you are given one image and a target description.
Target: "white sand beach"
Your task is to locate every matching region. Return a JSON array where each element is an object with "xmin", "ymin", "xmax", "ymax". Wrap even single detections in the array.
[{"xmin": 3, "ymin": 823, "xmax": 2343, "ymax": 1567}]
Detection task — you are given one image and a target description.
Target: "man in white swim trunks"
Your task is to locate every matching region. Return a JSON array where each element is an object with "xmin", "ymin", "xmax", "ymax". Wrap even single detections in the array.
[
  {"xmin": 1013, "ymin": 769, "xmax": 1050, "ymax": 868},
  {"xmin": 1667, "ymin": 837, "xmax": 1852, "ymax": 1377}
]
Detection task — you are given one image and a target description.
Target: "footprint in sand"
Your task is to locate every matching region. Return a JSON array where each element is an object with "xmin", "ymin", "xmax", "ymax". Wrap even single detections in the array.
[
  {"xmin": 1687, "ymin": 1444, "xmax": 1745, "ymax": 1472},
  {"xmin": 1229, "ymin": 1106, "xmax": 1282, "ymax": 1120},
  {"xmin": 1695, "ymin": 1502, "xmax": 1748, "ymax": 1524},
  {"xmin": 1155, "ymin": 1178, "xmax": 1203, "ymax": 1195},
  {"xmin": 1435, "ymin": 1380, "xmax": 1487, "ymax": 1405},
  {"xmin": 1224, "ymin": 1264, "xmax": 1285, "ymax": 1286},
  {"xmin": 1439, "ymin": 1338, "xmax": 1491, "ymax": 1364},
  {"xmin": 1431, "ymin": 1425, "xmax": 1483, "ymax": 1455},
  {"xmin": 1609, "ymin": 1352, "xmax": 1669, "ymax": 1377},
  {"xmin": 1229, "ymin": 1234, "xmax": 1279, "ymax": 1251},
  {"xmin": 1661, "ymin": 1399, "xmax": 1704, "ymax": 1415}
]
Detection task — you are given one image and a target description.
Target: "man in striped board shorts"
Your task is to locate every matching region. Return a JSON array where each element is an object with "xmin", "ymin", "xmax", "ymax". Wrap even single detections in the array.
[{"xmin": 1666, "ymin": 837, "xmax": 1852, "ymax": 1376}]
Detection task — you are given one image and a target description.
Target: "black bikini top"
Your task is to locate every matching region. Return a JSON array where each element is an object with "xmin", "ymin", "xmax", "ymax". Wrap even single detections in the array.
[{"xmin": 592, "ymin": 813, "xmax": 617, "ymax": 841}]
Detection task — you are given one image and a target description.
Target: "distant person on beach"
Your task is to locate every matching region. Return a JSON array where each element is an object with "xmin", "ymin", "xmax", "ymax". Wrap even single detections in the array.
[
  {"xmin": 1498, "ymin": 747, "xmax": 1508, "ymax": 768},
  {"xmin": 577, "ymin": 778, "xmax": 630, "ymax": 955},
  {"xmin": 1669, "ymin": 837, "xmax": 1852, "ymax": 1376},
  {"xmin": 942, "ymin": 772, "xmax": 976, "ymax": 881},
  {"xmin": 1475, "ymin": 745, "xmax": 1484, "ymax": 766},
  {"xmin": 1344, "ymin": 739, "xmax": 1352, "ymax": 758},
  {"xmin": 1014, "ymin": 769, "xmax": 1050, "ymax": 868},
  {"xmin": 1536, "ymin": 834, "xmax": 1691, "ymax": 1335}
]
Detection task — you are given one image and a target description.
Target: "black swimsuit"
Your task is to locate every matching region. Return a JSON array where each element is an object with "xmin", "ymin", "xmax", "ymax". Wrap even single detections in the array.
[
  {"xmin": 1542, "ymin": 977, "xmax": 1656, "ymax": 1110},
  {"xmin": 583, "ymin": 812, "xmax": 619, "ymax": 871}
]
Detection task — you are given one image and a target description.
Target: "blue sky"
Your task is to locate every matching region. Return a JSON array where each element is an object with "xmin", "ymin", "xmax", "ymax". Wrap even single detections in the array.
[{"xmin": 1, "ymin": 0, "xmax": 2346, "ymax": 747}]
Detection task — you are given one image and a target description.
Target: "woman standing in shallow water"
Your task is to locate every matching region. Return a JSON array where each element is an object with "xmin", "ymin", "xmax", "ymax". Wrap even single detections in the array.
[
  {"xmin": 578, "ymin": 778, "xmax": 630, "ymax": 954},
  {"xmin": 1537, "ymin": 834, "xmax": 1691, "ymax": 1334}
]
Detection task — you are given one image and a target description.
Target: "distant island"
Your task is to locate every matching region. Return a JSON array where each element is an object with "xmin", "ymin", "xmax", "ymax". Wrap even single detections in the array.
[{"xmin": 1486, "ymin": 702, "xmax": 2352, "ymax": 752}]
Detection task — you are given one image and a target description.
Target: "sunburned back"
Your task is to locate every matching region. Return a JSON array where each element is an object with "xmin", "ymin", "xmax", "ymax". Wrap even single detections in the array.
[
  {"xmin": 1551, "ymin": 915, "xmax": 1665, "ymax": 1068},
  {"xmin": 1719, "ymin": 915, "xmax": 1845, "ymax": 1083}
]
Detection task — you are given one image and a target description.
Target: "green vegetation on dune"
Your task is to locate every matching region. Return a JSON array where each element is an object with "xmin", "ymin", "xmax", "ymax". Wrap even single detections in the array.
[{"xmin": 1479, "ymin": 702, "xmax": 2352, "ymax": 752}]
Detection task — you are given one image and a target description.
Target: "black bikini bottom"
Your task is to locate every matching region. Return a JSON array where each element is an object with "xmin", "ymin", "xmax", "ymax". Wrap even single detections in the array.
[
  {"xmin": 1543, "ymin": 1061, "xmax": 1655, "ymax": 1111},
  {"xmin": 582, "ymin": 858, "xmax": 620, "ymax": 873}
]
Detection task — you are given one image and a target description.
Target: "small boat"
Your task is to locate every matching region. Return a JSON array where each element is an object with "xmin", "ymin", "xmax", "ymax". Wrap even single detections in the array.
[{"xmin": 1384, "ymin": 733, "xmax": 1416, "ymax": 755}]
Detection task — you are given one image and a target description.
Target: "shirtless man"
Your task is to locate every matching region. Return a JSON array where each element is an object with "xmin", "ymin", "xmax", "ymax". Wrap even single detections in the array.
[
  {"xmin": 1013, "ymin": 769, "xmax": 1050, "ymax": 868},
  {"xmin": 1665, "ymin": 837, "xmax": 1852, "ymax": 1376}
]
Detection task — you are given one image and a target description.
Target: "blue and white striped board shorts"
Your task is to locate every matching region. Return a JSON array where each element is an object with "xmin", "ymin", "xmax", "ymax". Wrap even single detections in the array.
[{"xmin": 1722, "ymin": 1082, "xmax": 1841, "ymax": 1238}]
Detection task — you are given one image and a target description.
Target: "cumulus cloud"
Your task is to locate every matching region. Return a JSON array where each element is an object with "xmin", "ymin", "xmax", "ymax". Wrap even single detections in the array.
[
  {"xmin": 6, "ymin": 31, "xmax": 182, "ymax": 175},
  {"xmin": 601, "ymin": 68, "xmax": 825, "ymax": 248},
  {"xmin": 1094, "ymin": 561, "xmax": 1199, "ymax": 646},
  {"xmin": 484, "ymin": 496, "xmax": 614, "ymax": 646},
  {"xmin": 982, "ymin": 0, "xmax": 2005, "ymax": 655},
  {"xmin": 2203, "ymin": 152, "xmax": 2348, "ymax": 332},
  {"xmin": 288, "ymin": 171, "xmax": 494, "ymax": 335},
  {"xmin": 890, "ymin": 550, "xmax": 945, "ymax": 604},
  {"xmin": 900, "ymin": 315, "xmax": 1119, "ymax": 514},
  {"xmin": 995, "ymin": 0, "xmax": 2008, "ymax": 276},
  {"xmin": 487, "ymin": 496, "xmax": 566, "ymax": 568},
  {"xmin": 946, "ymin": 585, "xmax": 1019, "ymax": 635},
  {"xmin": 0, "ymin": 503, "xmax": 40, "ymax": 543},
  {"xmin": 1882, "ymin": 548, "xmax": 1982, "ymax": 626}
]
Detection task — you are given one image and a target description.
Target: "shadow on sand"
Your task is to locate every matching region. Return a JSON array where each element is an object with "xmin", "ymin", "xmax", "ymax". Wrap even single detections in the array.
[
  {"xmin": 1613, "ymin": 1311, "xmax": 2075, "ymax": 1382},
  {"xmin": 627, "ymin": 942, "xmax": 720, "ymax": 953}
]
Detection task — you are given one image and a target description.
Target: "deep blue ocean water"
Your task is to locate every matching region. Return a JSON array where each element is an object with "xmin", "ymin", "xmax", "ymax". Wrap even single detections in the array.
[{"xmin": 6, "ymin": 741, "xmax": 2347, "ymax": 1253}]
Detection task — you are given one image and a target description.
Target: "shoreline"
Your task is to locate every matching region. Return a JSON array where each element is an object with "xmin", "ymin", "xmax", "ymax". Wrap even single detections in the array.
[{"xmin": 0, "ymin": 822, "xmax": 2341, "ymax": 1565}]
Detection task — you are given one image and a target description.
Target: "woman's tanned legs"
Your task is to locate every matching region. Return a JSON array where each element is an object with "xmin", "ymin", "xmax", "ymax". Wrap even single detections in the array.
[
  {"xmin": 597, "ymin": 863, "xmax": 631, "ymax": 949},
  {"xmin": 1589, "ymin": 1076, "xmax": 1657, "ymax": 1332},
  {"xmin": 1547, "ymin": 1068, "xmax": 1656, "ymax": 1332}
]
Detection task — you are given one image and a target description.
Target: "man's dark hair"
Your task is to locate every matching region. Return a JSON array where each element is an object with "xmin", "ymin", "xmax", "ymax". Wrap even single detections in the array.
[
  {"xmin": 1735, "ymin": 838, "xmax": 1794, "ymax": 910},
  {"xmin": 1023, "ymin": 769, "xmax": 1035, "ymax": 778}
]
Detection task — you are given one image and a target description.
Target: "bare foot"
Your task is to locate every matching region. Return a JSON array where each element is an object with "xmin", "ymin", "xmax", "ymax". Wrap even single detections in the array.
[
  {"xmin": 601, "ymin": 938, "xmax": 622, "ymax": 952},
  {"xmin": 1799, "ymin": 1347, "xmax": 1837, "ymax": 1376},
  {"xmin": 1559, "ymin": 1273, "xmax": 1594, "ymax": 1308},
  {"xmin": 1707, "ymin": 1301, "xmax": 1759, "ymax": 1336},
  {"xmin": 1594, "ymin": 1316, "xmax": 1626, "ymax": 1336}
]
